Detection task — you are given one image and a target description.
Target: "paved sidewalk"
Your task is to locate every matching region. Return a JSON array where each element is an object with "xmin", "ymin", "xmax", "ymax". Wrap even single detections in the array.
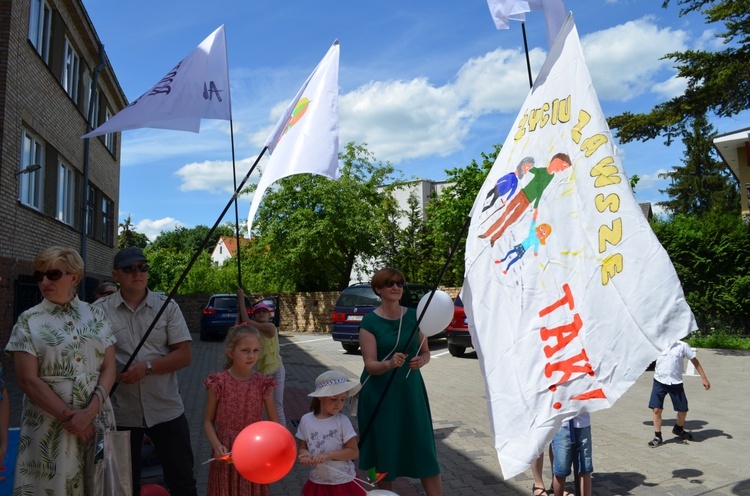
[{"xmin": 5, "ymin": 333, "xmax": 750, "ymax": 495}]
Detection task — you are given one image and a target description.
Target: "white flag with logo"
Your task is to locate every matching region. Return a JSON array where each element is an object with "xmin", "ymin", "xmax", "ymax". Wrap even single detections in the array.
[
  {"xmin": 247, "ymin": 41, "xmax": 340, "ymax": 234},
  {"xmin": 463, "ymin": 13, "xmax": 695, "ymax": 479},
  {"xmin": 486, "ymin": 0, "xmax": 566, "ymax": 48},
  {"xmin": 83, "ymin": 25, "xmax": 231, "ymax": 138}
]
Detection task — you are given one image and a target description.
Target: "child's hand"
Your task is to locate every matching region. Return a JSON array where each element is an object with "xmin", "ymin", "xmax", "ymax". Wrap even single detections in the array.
[
  {"xmin": 298, "ymin": 452, "xmax": 314, "ymax": 466},
  {"xmin": 311, "ymin": 452, "xmax": 330, "ymax": 464},
  {"xmin": 212, "ymin": 445, "xmax": 229, "ymax": 457}
]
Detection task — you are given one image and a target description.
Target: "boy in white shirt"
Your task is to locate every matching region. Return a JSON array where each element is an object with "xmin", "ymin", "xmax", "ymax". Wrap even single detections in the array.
[{"xmin": 648, "ymin": 341, "xmax": 710, "ymax": 447}]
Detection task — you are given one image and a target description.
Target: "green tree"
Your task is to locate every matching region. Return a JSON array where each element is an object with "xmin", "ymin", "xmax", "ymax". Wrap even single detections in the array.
[
  {"xmin": 609, "ymin": 0, "xmax": 750, "ymax": 143},
  {"xmin": 118, "ymin": 215, "xmax": 149, "ymax": 249},
  {"xmin": 389, "ymin": 192, "xmax": 429, "ymax": 283},
  {"xmin": 657, "ymin": 114, "xmax": 740, "ymax": 215},
  {"xmin": 245, "ymin": 142, "xmax": 396, "ymax": 291},
  {"xmin": 149, "ymin": 224, "xmax": 234, "ymax": 255},
  {"xmin": 419, "ymin": 144, "xmax": 500, "ymax": 286},
  {"xmin": 651, "ymin": 210, "xmax": 750, "ymax": 332}
]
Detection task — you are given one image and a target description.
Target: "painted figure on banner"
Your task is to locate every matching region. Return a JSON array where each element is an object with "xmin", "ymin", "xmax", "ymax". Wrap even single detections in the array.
[
  {"xmin": 495, "ymin": 209, "xmax": 552, "ymax": 274},
  {"xmin": 479, "ymin": 152, "xmax": 571, "ymax": 246},
  {"xmin": 481, "ymin": 156, "xmax": 535, "ymax": 214}
]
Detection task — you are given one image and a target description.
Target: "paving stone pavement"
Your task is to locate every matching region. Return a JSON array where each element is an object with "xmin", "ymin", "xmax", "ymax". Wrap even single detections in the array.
[{"xmin": 5, "ymin": 332, "xmax": 750, "ymax": 495}]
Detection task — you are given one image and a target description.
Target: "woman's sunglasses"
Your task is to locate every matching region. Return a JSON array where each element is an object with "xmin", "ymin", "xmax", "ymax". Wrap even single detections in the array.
[
  {"xmin": 33, "ymin": 269, "xmax": 70, "ymax": 282},
  {"xmin": 120, "ymin": 263, "xmax": 150, "ymax": 274},
  {"xmin": 385, "ymin": 279, "xmax": 404, "ymax": 288},
  {"xmin": 97, "ymin": 290, "xmax": 116, "ymax": 296}
]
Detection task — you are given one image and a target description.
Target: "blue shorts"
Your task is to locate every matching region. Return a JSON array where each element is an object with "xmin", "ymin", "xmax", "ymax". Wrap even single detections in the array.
[
  {"xmin": 552, "ymin": 424, "xmax": 593, "ymax": 477},
  {"xmin": 648, "ymin": 379, "xmax": 688, "ymax": 412}
]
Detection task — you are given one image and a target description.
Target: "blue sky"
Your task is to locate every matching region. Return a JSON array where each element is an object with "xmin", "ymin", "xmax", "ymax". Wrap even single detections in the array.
[{"xmin": 81, "ymin": 0, "xmax": 750, "ymax": 240}]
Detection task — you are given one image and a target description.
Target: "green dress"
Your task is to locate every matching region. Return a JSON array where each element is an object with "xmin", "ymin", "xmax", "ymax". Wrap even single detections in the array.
[
  {"xmin": 357, "ymin": 307, "xmax": 440, "ymax": 480},
  {"xmin": 6, "ymin": 296, "xmax": 116, "ymax": 495}
]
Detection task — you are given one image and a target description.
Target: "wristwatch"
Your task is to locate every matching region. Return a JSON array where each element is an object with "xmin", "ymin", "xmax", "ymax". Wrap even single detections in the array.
[{"xmin": 145, "ymin": 360, "xmax": 153, "ymax": 375}]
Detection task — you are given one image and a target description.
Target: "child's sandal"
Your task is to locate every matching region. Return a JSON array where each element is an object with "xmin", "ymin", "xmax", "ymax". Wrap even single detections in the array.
[{"xmin": 532, "ymin": 485, "xmax": 549, "ymax": 496}]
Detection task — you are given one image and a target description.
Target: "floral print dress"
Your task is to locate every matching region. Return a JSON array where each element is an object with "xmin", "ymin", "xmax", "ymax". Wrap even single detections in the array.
[{"xmin": 6, "ymin": 296, "xmax": 116, "ymax": 495}]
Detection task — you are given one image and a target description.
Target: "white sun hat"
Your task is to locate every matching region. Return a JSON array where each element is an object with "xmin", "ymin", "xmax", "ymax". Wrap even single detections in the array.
[{"xmin": 308, "ymin": 370, "xmax": 362, "ymax": 398}]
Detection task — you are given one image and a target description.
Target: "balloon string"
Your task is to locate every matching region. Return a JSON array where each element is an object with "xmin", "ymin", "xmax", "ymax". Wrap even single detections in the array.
[
  {"xmin": 320, "ymin": 464, "xmax": 376, "ymax": 487},
  {"xmin": 405, "ymin": 335, "xmax": 427, "ymax": 379}
]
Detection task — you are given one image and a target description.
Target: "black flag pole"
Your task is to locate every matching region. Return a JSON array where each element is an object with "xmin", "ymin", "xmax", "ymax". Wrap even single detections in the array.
[
  {"xmin": 111, "ymin": 146, "xmax": 268, "ymax": 395},
  {"xmin": 521, "ymin": 22, "xmax": 534, "ymax": 88},
  {"xmin": 229, "ymin": 119, "xmax": 243, "ymax": 285}
]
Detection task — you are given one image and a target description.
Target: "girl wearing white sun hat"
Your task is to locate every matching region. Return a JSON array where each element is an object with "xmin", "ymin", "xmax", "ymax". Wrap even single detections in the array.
[{"xmin": 295, "ymin": 371, "xmax": 363, "ymax": 495}]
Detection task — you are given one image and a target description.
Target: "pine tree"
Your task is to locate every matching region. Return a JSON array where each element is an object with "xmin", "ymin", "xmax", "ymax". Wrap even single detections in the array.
[{"xmin": 658, "ymin": 114, "xmax": 740, "ymax": 215}]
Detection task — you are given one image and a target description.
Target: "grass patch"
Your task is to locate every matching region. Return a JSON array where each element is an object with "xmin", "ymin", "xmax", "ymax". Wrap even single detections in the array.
[{"xmin": 685, "ymin": 332, "xmax": 750, "ymax": 350}]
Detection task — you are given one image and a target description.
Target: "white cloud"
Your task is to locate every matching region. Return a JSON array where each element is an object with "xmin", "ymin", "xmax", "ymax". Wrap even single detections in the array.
[
  {"xmin": 635, "ymin": 168, "xmax": 669, "ymax": 192},
  {"xmin": 694, "ymin": 28, "xmax": 725, "ymax": 51},
  {"xmin": 135, "ymin": 217, "xmax": 185, "ymax": 241},
  {"xmin": 454, "ymin": 47, "xmax": 547, "ymax": 114},
  {"xmin": 581, "ymin": 17, "xmax": 689, "ymax": 101},
  {"xmin": 339, "ymin": 78, "xmax": 471, "ymax": 162},
  {"xmin": 651, "ymin": 75, "xmax": 688, "ymax": 99},
  {"xmin": 175, "ymin": 156, "xmax": 261, "ymax": 194}
]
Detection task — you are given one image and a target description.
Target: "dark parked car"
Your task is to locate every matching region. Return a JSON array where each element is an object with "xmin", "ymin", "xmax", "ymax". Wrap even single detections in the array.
[
  {"xmin": 331, "ymin": 283, "xmax": 432, "ymax": 353},
  {"xmin": 200, "ymin": 294, "xmax": 280, "ymax": 341},
  {"xmin": 446, "ymin": 295, "xmax": 473, "ymax": 357}
]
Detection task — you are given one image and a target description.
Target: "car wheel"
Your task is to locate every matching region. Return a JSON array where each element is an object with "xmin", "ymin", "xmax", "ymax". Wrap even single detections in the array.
[
  {"xmin": 448, "ymin": 344, "xmax": 466, "ymax": 357},
  {"xmin": 342, "ymin": 343, "xmax": 359, "ymax": 354}
]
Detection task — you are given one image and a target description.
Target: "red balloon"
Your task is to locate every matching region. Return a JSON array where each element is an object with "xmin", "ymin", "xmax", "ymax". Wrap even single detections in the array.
[
  {"xmin": 141, "ymin": 484, "xmax": 169, "ymax": 496},
  {"xmin": 231, "ymin": 421, "xmax": 297, "ymax": 484}
]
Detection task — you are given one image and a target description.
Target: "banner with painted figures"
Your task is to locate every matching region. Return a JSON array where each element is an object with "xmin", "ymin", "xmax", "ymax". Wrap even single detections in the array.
[{"xmin": 462, "ymin": 14, "xmax": 696, "ymax": 479}]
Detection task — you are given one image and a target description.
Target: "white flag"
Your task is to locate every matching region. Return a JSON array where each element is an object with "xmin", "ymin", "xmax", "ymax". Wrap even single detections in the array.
[
  {"xmin": 83, "ymin": 25, "xmax": 231, "ymax": 138},
  {"xmin": 247, "ymin": 41, "xmax": 340, "ymax": 234},
  {"xmin": 463, "ymin": 13, "xmax": 695, "ymax": 480},
  {"xmin": 486, "ymin": 0, "xmax": 566, "ymax": 49}
]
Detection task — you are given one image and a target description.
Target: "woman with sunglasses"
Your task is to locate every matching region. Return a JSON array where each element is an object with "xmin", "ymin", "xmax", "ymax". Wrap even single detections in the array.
[
  {"xmin": 357, "ymin": 267, "xmax": 442, "ymax": 495},
  {"xmin": 94, "ymin": 281, "xmax": 118, "ymax": 300},
  {"xmin": 5, "ymin": 246, "xmax": 116, "ymax": 495}
]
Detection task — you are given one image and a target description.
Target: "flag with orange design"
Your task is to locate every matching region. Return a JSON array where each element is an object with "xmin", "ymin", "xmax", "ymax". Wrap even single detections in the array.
[{"xmin": 247, "ymin": 41, "xmax": 340, "ymax": 234}]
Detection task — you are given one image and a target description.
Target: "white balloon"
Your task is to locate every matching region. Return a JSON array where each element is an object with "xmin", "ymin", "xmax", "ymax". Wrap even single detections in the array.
[
  {"xmin": 368, "ymin": 491, "xmax": 400, "ymax": 495},
  {"xmin": 416, "ymin": 290, "xmax": 454, "ymax": 337}
]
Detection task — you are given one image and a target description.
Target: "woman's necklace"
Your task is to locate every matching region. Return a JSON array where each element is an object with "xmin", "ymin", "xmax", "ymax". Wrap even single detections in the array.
[{"xmin": 376, "ymin": 304, "xmax": 403, "ymax": 320}]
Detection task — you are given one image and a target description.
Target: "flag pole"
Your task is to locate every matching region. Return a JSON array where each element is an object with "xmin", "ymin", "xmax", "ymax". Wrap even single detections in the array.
[
  {"xmin": 521, "ymin": 22, "xmax": 534, "ymax": 88},
  {"xmin": 358, "ymin": 214, "xmax": 471, "ymax": 448},
  {"xmin": 111, "ymin": 146, "xmax": 268, "ymax": 395},
  {"xmin": 229, "ymin": 119, "xmax": 243, "ymax": 285}
]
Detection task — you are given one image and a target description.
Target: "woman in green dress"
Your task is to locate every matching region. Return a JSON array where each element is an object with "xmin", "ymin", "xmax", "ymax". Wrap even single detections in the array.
[
  {"xmin": 6, "ymin": 246, "xmax": 117, "ymax": 495},
  {"xmin": 357, "ymin": 267, "xmax": 442, "ymax": 495}
]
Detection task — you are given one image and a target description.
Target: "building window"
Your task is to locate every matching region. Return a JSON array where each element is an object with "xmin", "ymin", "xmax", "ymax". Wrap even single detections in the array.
[
  {"xmin": 62, "ymin": 37, "xmax": 80, "ymax": 103},
  {"xmin": 28, "ymin": 0, "xmax": 51, "ymax": 62},
  {"xmin": 101, "ymin": 196, "xmax": 113, "ymax": 245},
  {"xmin": 87, "ymin": 185, "xmax": 96, "ymax": 236},
  {"xmin": 104, "ymin": 108, "xmax": 114, "ymax": 151},
  {"xmin": 19, "ymin": 130, "xmax": 44, "ymax": 210},
  {"xmin": 57, "ymin": 162, "xmax": 76, "ymax": 226},
  {"xmin": 83, "ymin": 74, "xmax": 99, "ymax": 127}
]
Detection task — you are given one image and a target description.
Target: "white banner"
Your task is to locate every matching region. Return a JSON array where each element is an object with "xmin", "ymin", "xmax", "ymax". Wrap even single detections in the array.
[
  {"xmin": 463, "ymin": 13, "xmax": 695, "ymax": 479},
  {"xmin": 247, "ymin": 41, "xmax": 340, "ymax": 234},
  {"xmin": 486, "ymin": 0, "xmax": 566, "ymax": 48},
  {"xmin": 83, "ymin": 25, "xmax": 231, "ymax": 138}
]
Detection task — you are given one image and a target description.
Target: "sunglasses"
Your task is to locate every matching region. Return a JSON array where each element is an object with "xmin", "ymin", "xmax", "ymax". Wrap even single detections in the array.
[
  {"xmin": 119, "ymin": 263, "xmax": 150, "ymax": 274},
  {"xmin": 385, "ymin": 279, "xmax": 405, "ymax": 288},
  {"xmin": 98, "ymin": 290, "xmax": 116, "ymax": 296},
  {"xmin": 33, "ymin": 269, "xmax": 70, "ymax": 282}
]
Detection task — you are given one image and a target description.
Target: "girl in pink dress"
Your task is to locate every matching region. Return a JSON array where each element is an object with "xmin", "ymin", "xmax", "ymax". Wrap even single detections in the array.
[{"xmin": 204, "ymin": 325, "xmax": 279, "ymax": 496}]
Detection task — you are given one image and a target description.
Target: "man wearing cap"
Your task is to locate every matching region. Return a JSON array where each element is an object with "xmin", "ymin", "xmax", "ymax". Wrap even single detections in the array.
[{"xmin": 94, "ymin": 247, "xmax": 197, "ymax": 496}]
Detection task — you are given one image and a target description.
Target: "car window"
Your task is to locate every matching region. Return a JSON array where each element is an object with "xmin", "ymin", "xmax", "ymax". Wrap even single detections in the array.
[
  {"xmin": 455, "ymin": 295, "xmax": 463, "ymax": 307},
  {"xmin": 336, "ymin": 287, "xmax": 380, "ymax": 307},
  {"xmin": 212, "ymin": 297, "xmax": 237, "ymax": 309},
  {"xmin": 403, "ymin": 284, "xmax": 430, "ymax": 308}
]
